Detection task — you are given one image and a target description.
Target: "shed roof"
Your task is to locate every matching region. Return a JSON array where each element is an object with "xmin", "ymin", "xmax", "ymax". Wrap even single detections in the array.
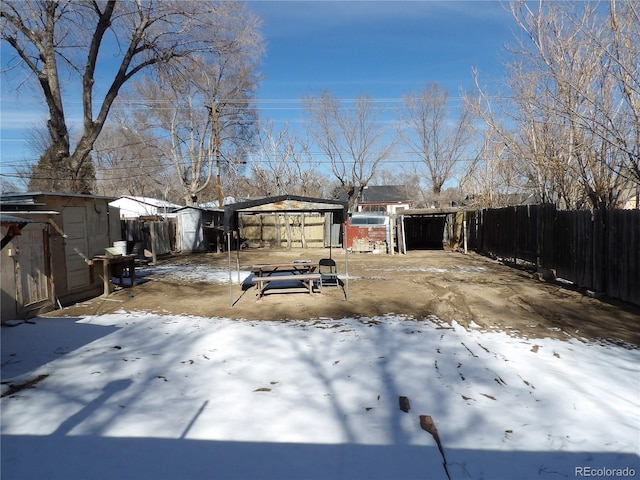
[
  {"xmin": 1, "ymin": 191, "xmax": 117, "ymax": 203},
  {"xmin": 0, "ymin": 213, "xmax": 34, "ymax": 224},
  {"xmin": 223, "ymin": 195, "xmax": 347, "ymax": 232}
]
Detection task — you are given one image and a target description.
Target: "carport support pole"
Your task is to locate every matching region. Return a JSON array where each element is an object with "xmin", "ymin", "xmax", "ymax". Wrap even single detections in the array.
[
  {"xmin": 228, "ymin": 232, "xmax": 233, "ymax": 307},
  {"xmin": 237, "ymin": 234, "xmax": 241, "ymax": 284},
  {"xmin": 344, "ymin": 221, "xmax": 349, "ymax": 301}
]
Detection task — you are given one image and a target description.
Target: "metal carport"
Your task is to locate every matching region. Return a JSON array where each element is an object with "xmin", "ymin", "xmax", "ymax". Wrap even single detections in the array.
[{"xmin": 223, "ymin": 195, "xmax": 349, "ymax": 305}]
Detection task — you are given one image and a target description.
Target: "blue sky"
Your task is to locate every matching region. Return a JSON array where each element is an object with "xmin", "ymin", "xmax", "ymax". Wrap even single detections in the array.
[
  {"xmin": 248, "ymin": 1, "xmax": 515, "ymax": 124},
  {"xmin": 0, "ymin": 1, "xmax": 517, "ymax": 183}
]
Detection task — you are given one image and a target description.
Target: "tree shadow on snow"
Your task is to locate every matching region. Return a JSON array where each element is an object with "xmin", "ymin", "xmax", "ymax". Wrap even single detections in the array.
[{"xmin": 1, "ymin": 318, "xmax": 119, "ymax": 381}]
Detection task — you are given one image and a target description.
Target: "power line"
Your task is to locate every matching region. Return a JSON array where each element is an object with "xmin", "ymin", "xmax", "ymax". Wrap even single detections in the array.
[{"xmin": 1, "ymin": 155, "xmax": 486, "ymax": 184}]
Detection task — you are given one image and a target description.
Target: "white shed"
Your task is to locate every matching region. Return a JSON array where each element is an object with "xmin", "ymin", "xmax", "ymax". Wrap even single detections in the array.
[
  {"xmin": 175, "ymin": 206, "xmax": 225, "ymax": 253},
  {"xmin": 176, "ymin": 207, "xmax": 205, "ymax": 252}
]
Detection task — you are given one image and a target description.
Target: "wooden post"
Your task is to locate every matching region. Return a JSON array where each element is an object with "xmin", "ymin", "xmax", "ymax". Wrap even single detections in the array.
[
  {"xmin": 463, "ymin": 216, "xmax": 468, "ymax": 254},
  {"xmin": 344, "ymin": 222, "xmax": 349, "ymax": 301},
  {"xmin": 149, "ymin": 221, "xmax": 157, "ymax": 266},
  {"xmin": 392, "ymin": 214, "xmax": 397, "ymax": 254},
  {"xmin": 301, "ymin": 213, "xmax": 307, "ymax": 249},
  {"xmin": 401, "ymin": 215, "xmax": 407, "ymax": 254},
  {"xmin": 284, "ymin": 213, "xmax": 292, "ymax": 249},
  {"xmin": 102, "ymin": 260, "xmax": 112, "ymax": 296}
]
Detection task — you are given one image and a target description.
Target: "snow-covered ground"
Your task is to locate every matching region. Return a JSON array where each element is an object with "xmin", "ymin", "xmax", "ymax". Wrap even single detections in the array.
[
  {"xmin": 139, "ymin": 263, "xmax": 253, "ymax": 285},
  {"xmin": 1, "ymin": 313, "xmax": 638, "ymax": 479}
]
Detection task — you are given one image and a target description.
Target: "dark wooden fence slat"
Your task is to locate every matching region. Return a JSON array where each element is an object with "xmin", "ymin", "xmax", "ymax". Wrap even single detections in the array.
[{"xmin": 468, "ymin": 204, "xmax": 639, "ymax": 306}]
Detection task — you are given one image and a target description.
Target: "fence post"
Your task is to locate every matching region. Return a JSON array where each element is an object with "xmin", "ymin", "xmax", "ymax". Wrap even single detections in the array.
[{"xmin": 593, "ymin": 207, "xmax": 605, "ymax": 295}]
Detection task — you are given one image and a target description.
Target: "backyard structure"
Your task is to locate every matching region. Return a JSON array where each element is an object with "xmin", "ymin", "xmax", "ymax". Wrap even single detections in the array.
[
  {"xmin": 345, "ymin": 208, "xmax": 466, "ymax": 254},
  {"xmin": 0, "ymin": 192, "xmax": 121, "ymax": 321},
  {"xmin": 114, "ymin": 198, "xmax": 225, "ymax": 256},
  {"xmin": 399, "ymin": 208, "xmax": 464, "ymax": 251},
  {"xmin": 223, "ymin": 195, "xmax": 348, "ymax": 305},
  {"xmin": 175, "ymin": 205, "xmax": 225, "ymax": 253},
  {"xmin": 345, "ymin": 212, "xmax": 392, "ymax": 253}
]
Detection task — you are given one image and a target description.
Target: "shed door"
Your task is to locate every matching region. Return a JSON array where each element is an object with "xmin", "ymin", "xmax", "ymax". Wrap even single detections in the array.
[
  {"xmin": 179, "ymin": 210, "xmax": 204, "ymax": 252},
  {"xmin": 63, "ymin": 206, "xmax": 90, "ymax": 289},
  {"xmin": 19, "ymin": 225, "xmax": 51, "ymax": 305},
  {"xmin": 1, "ymin": 224, "xmax": 50, "ymax": 320}
]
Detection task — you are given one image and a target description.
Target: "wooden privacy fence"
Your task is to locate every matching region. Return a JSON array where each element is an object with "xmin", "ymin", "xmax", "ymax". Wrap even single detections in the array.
[
  {"xmin": 121, "ymin": 218, "xmax": 176, "ymax": 256},
  {"xmin": 240, "ymin": 212, "xmax": 327, "ymax": 248},
  {"xmin": 466, "ymin": 205, "xmax": 640, "ymax": 306}
]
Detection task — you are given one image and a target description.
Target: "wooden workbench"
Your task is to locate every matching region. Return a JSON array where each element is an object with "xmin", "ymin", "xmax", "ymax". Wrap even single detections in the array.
[{"xmin": 89, "ymin": 255, "xmax": 136, "ymax": 296}]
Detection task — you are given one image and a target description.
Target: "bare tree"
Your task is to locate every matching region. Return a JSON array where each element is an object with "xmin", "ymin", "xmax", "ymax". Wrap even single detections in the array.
[
  {"xmin": 0, "ymin": 177, "xmax": 21, "ymax": 194},
  {"xmin": 507, "ymin": 0, "xmax": 635, "ymax": 209},
  {"xmin": 93, "ymin": 117, "xmax": 178, "ymax": 201},
  {"xmin": 459, "ymin": 128, "xmax": 519, "ymax": 209},
  {"xmin": 247, "ymin": 120, "xmax": 323, "ymax": 197},
  {"xmin": 607, "ymin": 0, "xmax": 640, "ymax": 186},
  {"xmin": 465, "ymin": 2, "xmax": 634, "ymax": 210},
  {"xmin": 1, "ymin": 0, "xmax": 261, "ymax": 194},
  {"xmin": 302, "ymin": 91, "xmax": 394, "ymax": 211},
  {"xmin": 9, "ymin": 123, "xmax": 59, "ymax": 192},
  {"xmin": 468, "ymin": 65, "xmax": 591, "ymax": 209},
  {"xmin": 398, "ymin": 83, "xmax": 473, "ymax": 198},
  {"xmin": 132, "ymin": 18, "xmax": 262, "ymax": 206},
  {"xmin": 243, "ymin": 120, "xmax": 327, "ymax": 249}
]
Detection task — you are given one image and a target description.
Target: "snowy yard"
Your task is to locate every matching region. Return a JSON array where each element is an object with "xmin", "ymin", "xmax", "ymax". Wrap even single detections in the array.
[{"xmin": 2, "ymin": 313, "xmax": 638, "ymax": 479}]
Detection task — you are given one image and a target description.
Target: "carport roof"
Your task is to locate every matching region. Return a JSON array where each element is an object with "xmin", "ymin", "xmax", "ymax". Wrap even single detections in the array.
[
  {"xmin": 399, "ymin": 207, "xmax": 465, "ymax": 216},
  {"xmin": 223, "ymin": 195, "xmax": 348, "ymax": 232}
]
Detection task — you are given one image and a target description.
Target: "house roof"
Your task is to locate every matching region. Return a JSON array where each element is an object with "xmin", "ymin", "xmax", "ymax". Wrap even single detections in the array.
[
  {"xmin": 338, "ymin": 185, "xmax": 411, "ymax": 204},
  {"xmin": 111, "ymin": 196, "xmax": 182, "ymax": 209},
  {"xmin": 110, "ymin": 196, "xmax": 182, "ymax": 218},
  {"xmin": 360, "ymin": 185, "xmax": 410, "ymax": 203}
]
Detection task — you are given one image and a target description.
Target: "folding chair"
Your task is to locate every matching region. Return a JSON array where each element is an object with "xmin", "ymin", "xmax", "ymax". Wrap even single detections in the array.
[{"xmin": 318, "ymin": 258, "xmax": 339, "ymax": 287}]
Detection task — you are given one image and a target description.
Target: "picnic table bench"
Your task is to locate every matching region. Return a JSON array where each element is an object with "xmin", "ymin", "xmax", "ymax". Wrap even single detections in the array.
[{"xmin": 250, "ymin": 262, "xmax": 320, "ymax": 298}]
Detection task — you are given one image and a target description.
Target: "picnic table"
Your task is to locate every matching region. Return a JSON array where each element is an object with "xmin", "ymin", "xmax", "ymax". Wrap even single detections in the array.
[{"xmin": 250, "ymin": 262, "xmax": 321, "ymax": 298}]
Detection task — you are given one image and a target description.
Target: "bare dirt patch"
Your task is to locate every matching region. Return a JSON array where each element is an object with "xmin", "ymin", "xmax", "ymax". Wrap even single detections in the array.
[{"xmin": 50, "ymin": 249, "xmax": 639, "ymax": 346}]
